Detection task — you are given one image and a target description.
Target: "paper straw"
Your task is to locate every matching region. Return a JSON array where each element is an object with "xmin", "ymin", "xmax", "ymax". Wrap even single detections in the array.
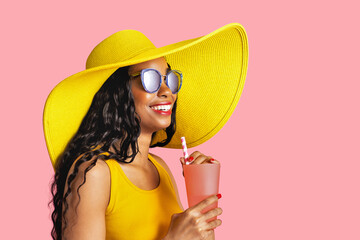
[{"xmin": 181, "ymin": 137, "xmax": 189, "ymax": 165}]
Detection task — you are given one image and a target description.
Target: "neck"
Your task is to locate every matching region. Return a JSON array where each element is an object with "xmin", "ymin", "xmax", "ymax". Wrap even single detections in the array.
[
  {"xmin": 111, "ymin": 131, "xmax": 153, "ymax": 165},
  {"xmin": 132, "ymin": 132, "xmax": 152, "ymax": 165}
]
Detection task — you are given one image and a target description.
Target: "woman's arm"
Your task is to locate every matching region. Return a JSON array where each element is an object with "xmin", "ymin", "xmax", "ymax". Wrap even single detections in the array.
[{"xmin": 63, "ymin": 159, "xmax": 110, "ymax": 240}]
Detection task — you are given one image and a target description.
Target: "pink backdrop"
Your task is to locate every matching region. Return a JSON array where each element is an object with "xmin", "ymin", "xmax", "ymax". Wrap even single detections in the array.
[{"xmin": 1, "ymin": 0, "xmax": 359, "ymax": 239}]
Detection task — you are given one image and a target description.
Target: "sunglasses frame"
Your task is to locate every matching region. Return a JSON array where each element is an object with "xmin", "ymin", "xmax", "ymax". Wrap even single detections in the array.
[{"xmin": 130, "ymin": 68, "xmax": 183, "ymax": 94}]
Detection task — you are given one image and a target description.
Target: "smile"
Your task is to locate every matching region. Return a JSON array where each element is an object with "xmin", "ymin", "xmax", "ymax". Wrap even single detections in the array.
[{"xmin": 150, "ymin": 104, "xmax": 172, "ymax": 115}]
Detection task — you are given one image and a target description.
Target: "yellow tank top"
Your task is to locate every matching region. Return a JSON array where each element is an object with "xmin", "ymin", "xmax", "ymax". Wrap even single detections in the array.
[{"xmin": 104, "ymin": 154, "xmax": 183, "ymax": 240}]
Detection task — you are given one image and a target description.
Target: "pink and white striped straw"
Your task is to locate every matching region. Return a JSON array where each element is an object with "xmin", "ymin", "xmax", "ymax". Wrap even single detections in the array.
[{"xmin": 181, "ymin": 137, "xmax": 189, "ymax": 165}]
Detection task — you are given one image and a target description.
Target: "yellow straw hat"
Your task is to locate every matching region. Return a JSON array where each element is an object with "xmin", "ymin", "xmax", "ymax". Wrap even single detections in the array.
[{"xmin": 43, "ymin": 23, "xmax": 248, "ymax": 167}]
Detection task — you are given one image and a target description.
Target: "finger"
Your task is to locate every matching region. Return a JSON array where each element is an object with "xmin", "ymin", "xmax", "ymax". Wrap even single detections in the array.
[
  {"xmin": 187, "ymin": 151, "xmax": 202, "ymax": 163},
  {"xmin": 206, "ymin": 156, "xmax": 220, "ymax": 164},
  {"xmin": 209, "ymin": 158, "xmax": 220, "ymax": 165},
  {"xmin": 199, "ymin": 227, "xmax": 214, "ymax": 239},
  {"xmin": 206, "ymin": 156, "xmax": 214, "ymax": 164},
  {"xmin": 191, "ymin": 155, "xmax": 209, "ymax": 164},
  {"xmin": 179, "ymin": 157, "xmax": 185, "ymax": 177},
  {"xmin": 206, "ymin": 219, "xmax": 222, "ymax": 230},
  {"xmin": 202, "ymin": 207, "xmax": 223, "ymax": 221},
  {"xmin": 193, "ymin": 194, "xmax": 220, "ymax": 211}
]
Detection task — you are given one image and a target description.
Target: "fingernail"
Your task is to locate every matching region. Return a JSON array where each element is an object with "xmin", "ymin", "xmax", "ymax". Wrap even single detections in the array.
[
  {"xmin": 188, "ymin": 156, "xmax": 194, "ymax": 161},
  {"xmin": 216, "ymin": 194, "xmax": 222, "ymax": 199},
  {"xmin": 210, "ymin": 158, "xmax": 215, "ymax": 163}
]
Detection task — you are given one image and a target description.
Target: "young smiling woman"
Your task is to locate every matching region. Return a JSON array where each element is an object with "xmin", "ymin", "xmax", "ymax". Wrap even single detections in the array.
[{"xmin": 44, "ymin": 23, "xmax": 248, "ymax": 240}]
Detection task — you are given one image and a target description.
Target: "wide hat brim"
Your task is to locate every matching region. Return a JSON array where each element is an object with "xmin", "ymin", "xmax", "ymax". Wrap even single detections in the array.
[{"xmin": 43, "ymin": 23, "xmax": 248, "ymax": 167}]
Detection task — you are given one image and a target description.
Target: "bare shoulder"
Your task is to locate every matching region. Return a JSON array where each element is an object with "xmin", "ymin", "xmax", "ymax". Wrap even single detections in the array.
[
  {"xmin": 67, "ymin": 156, "xmax": 110, "ymax": 186},
  {"xmin": 65, "ymin": 156, "xmax": 111, "ymax": 209}
]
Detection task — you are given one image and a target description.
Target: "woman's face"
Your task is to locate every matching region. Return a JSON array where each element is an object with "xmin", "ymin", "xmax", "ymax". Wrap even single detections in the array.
[{"xmin": 129, "ymin": 57, "xmax": 177, "ymax": 134}]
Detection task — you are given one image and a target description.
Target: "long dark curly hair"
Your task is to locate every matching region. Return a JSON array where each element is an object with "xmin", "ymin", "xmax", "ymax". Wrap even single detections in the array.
[{"xmin": 49, "ymin": 64, "xmax": 177, "ymax": 240}]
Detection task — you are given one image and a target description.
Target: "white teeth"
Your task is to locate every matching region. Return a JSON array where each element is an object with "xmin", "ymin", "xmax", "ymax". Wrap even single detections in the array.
[{"xmin": 151, "ymin": 105, "xmax": 171, "ymax": 111}]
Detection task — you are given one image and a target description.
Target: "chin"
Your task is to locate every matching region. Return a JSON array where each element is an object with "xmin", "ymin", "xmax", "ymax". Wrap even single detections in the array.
[
  {"xmin": 154, "ymin": 121, "xmax": 172, "ymax": 131},
  {"xmin": 140, "ymin": 119, "xmax": 172, "ymax": 134}
]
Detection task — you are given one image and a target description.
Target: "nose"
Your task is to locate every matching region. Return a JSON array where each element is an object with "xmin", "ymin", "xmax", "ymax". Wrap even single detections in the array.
[{"xmin": 157, "ymin": 77, "xmax": 172, "ymax": 97}]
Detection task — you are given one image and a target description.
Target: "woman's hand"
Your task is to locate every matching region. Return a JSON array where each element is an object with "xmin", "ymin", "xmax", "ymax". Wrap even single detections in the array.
[
  {"xmin": 179, "ymin": 151, "xmax": 220, "ymax": 176},
  {"xmin": 164, "ymin": 194, "xmax": 223, "ymax": 240}
]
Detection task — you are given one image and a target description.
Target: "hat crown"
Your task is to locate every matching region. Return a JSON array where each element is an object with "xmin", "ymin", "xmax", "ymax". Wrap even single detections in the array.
[{"xmin": 86, "ymin": 30, "xmax": 156, "ymax": 69}]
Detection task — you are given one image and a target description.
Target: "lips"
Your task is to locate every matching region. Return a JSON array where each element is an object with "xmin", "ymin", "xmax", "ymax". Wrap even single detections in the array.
[{"xmin": 150, "ymin": 102, "xmax": 172, "ymax": 115}]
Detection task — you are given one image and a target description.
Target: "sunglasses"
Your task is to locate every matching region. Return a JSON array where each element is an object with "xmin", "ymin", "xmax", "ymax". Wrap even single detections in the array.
[{"xmin": 130, "ymin": 68, "xmax": 183, "ymax": 94}]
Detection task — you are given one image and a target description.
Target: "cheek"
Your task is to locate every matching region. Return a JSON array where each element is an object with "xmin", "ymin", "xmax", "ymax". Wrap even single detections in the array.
[
  {"xmin": 172, "ymin": 93, "xmax": 177, "ymax": 103},
  {"xmin": 131, "ymin": 87, "xmax": 153, "ymax": 109}
]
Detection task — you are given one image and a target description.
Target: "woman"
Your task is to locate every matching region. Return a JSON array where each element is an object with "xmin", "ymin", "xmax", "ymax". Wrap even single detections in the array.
[{"xmin": 44, "ymin": 23, "xmax": 248, "ymax": 240}]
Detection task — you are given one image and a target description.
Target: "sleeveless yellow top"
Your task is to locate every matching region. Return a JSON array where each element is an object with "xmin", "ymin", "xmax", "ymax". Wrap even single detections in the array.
[{"xmin": 104, "ymin": 154, "xmax": 183, "ymax": 240}]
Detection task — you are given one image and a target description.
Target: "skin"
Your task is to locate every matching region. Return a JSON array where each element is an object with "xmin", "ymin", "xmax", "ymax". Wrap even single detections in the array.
[{"xmin": 63, "ymin": 57, "xmax": 222, "ymax": 240}]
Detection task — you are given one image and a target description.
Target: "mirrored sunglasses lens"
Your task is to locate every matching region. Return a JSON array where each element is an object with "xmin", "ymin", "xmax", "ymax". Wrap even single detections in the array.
[
  {"xmin": 143, "ymin": 70, "xmax": 161, "ymax": 92},
  {"xmin": 167, "ymin": 71, "xmax": 181, "ymax": 93}
]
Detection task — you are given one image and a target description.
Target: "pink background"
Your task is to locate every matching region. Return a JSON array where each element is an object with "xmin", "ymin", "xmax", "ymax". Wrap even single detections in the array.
[{"xmin": 1, "ymin": 0, "xmax": 359, "ymax": 239}]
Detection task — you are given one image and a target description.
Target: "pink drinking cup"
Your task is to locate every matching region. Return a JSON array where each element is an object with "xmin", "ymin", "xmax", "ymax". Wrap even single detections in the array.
[{"xmin": 183, "ymin": 163, "xmax": 220, "ymax": 221}]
